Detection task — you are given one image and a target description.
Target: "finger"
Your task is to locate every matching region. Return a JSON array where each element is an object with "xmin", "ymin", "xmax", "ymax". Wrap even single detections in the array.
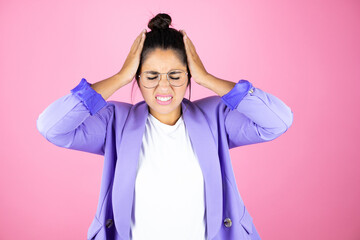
[
  {"xmin": 183, "ymin": 33, "xmax": 189, "ymax": 52},
  {"xmin": 181, "ymin": 30, "xmax": 195, "ymax": 54},
  {"xmin": 181, "ymin": 30, "xmax": 192, "ymax": 55},
  {"xmin": 186, "ymin": 35, "xmax": 196, "ymax": 52},
  {"xmin": 130, "ymin": 34, "xmax": 141, "ymax": 53},
  {"xmin": 132, "ymin": 29, "xmax": 147, "ymax": 53},
  {"xmin": 184, "ymin": 34, "xmax": 196, "ymax": 57},
  {"xmin": 136, "ymin": 30, "xmax": 146, "ymax": 53}
]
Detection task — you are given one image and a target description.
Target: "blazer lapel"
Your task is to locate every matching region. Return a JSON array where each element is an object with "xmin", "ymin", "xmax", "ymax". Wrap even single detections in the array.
[
  {"xmin": 112, "ymin": 101, "xmax": 149, "ymax": 240},
  {"xmin": 112, "ymin": 98, "xmax": 223, "ymax": 240},
  {"xmin": 181, "ymin": 98, "xmax": 223, "ymax": 240}
]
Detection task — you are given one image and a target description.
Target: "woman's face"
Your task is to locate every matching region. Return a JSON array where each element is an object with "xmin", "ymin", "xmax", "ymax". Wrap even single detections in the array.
[{"xmin": 139, "ymin": 48, "xmax": 189, "ymax": 126}]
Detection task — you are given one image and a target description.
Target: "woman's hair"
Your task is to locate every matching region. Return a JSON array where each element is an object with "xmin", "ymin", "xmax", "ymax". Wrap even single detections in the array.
[{"xmin": 131, "ymin": 13, "xmax": 192, "ymax": 104}]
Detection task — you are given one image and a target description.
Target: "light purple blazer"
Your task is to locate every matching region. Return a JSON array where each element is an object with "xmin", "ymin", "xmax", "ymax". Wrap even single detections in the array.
[{"xmin": 36, "ymin": 78, "xmax": 293, "ymax": 240}]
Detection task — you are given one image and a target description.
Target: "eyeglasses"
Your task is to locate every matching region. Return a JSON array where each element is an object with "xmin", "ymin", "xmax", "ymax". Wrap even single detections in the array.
[{"xmin": 138, "ymin": 69, "xmax": 188, "ymax": 89}]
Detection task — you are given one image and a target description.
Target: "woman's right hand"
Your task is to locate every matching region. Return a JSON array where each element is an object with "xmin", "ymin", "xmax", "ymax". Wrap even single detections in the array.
[{"xmin": 117, "ymin": 29, "xmax": 147, "ymax": 85}]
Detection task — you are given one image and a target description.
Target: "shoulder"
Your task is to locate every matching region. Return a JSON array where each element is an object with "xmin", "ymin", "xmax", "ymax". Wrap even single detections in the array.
[
  {"xmin": 107, "ymin": 100, "xmax": 133, "ymax": 111},
  {"xmin": 183, "ymin": 96, "xmax": 230, "ymax": 132},
  {"xmin": 106, "ymin": 100, "xmax": 148, "ymax": 121},
  {"xmin": 192, "ymin": 95, "xmax": 221, "ymax": 106},
  {"xmin": 185, "ymin": 95, "xmax": 228, "ymax": 117},
  {"xmin": 102, "ymin": 100, "xmax": 133, "ymax": 122}
]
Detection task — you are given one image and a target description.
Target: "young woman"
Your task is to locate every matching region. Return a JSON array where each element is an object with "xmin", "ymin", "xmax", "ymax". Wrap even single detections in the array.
[{"xmin": 37, "ymin": 13, "xmax": 293, "ymax": 240}]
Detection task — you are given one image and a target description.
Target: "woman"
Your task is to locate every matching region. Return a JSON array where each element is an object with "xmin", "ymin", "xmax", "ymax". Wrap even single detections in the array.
[{"xmin": 37, "ymin": 13, "xmax": 293, "ymax": 240}]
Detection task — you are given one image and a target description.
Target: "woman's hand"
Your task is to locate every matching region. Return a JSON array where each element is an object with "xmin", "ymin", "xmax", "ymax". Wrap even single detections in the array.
[
  {"xmin": 117, "ymin": 29, "xmax": 147, "ymax": 85},
  {"xmin": 180, "ymin": 30, "xmax": 209, "ymax": 84}
]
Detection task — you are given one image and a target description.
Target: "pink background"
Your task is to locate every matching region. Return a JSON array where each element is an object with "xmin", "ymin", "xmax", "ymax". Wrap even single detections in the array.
[{"xmin": 1, "ymin": 0, "xmax": 359, "ymax": 239}]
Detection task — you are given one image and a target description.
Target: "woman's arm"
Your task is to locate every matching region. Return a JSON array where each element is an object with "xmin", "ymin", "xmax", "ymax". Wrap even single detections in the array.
[
  {"xmin": 36, "ymin": 75, "xmax": 127, "ymax": 155},
  {"xmin": 90, "ymin": 72, "xmax": 129, "ymax": 101},
  {"xmin": 198, "ymin": 75, "xmax": 293, "ymax": 149},
  {"xmin": 179, "ymin": 30, "xmax": 293, "ymax": 148},
  {"xmin": 197, "ymin": 73, "xmax": 237, "ymax": 97},
  {"xmin": 37, "ymin": 30, "xmax": 146, "ymax": 154},
  {"xmin": 217, "ymin": 78, "xmax": 293, "ymax": 148}
]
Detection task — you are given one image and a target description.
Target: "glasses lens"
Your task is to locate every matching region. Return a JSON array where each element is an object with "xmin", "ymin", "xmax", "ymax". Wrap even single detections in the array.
[
  {"xmin": 141, "ymin": 72, "xmax": 158, "ymax": 88},
  {"xmin": 168, "ymin": 70, "xmax": 186, "ymax": 86}
]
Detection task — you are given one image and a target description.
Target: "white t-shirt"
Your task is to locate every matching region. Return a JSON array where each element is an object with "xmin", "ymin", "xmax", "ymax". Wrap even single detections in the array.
[{"xmin": 130, "ymin": 113, "xmax": 207, "ymax": 240}]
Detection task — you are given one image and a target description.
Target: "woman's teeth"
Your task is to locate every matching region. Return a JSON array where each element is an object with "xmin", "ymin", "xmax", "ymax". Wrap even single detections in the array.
[{"xmin": 156, "ymin": 96, "xmax": 172, "ymax": 101}]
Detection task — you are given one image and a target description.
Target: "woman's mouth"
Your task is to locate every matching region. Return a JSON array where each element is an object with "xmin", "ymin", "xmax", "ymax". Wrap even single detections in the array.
[{"xmin": 155, "ymin": 96, "xmax": 173, "ymax": 105}]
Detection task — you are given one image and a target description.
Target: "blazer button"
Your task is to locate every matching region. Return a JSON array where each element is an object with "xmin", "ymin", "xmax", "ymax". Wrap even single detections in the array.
[
  {"xmin": 224, "ymin": 217, "xmax": 232, "ymax": 228},
  {"xmin": 106, "ymin": 219, "xmax": 114, "ymax": 228}
]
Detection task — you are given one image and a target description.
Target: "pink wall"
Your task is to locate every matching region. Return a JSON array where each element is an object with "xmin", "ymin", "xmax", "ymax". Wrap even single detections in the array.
[{"xmin": 1, "ymin": 0, "xmax": 359, "ymax": 239}]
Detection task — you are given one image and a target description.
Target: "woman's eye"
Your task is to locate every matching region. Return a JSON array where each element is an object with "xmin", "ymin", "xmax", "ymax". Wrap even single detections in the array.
[
  {"xmin": 170, "ymin": 77, "xmax": 180, "ymax": 80},
  {"xmin": 147, "ymin": 76, "xmax": 157, "ymax": 80}
]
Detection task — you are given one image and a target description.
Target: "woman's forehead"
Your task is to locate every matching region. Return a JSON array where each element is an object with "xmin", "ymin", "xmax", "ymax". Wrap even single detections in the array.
[
  {"xmin": 142, "ymin": 49, "xmax": 186, "ymax": 71},
  {"xmin": 145, "ymin": 49, "xmax": 181, "ymax": 62}
]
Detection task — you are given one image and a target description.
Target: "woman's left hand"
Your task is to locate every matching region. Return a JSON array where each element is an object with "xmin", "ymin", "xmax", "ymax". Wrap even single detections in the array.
[{"xmin": 180, "ymin": 30, "xmax": 209, "ymax": 84}]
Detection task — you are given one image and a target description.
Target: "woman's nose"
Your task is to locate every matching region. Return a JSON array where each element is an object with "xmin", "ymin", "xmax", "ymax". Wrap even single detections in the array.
[{"xmin": 158, "ymin": 73, "xmax": 170, "ymax": 87}]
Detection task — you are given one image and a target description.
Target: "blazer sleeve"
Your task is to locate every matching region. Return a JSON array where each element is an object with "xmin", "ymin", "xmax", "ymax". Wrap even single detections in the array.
[
  {"xmin": 36, "ymin": 78, "xmax": 114, "ymax": 155},
  {"xmin": 221, "ymin": 79, "xmax": 294, "ymax": 149}
]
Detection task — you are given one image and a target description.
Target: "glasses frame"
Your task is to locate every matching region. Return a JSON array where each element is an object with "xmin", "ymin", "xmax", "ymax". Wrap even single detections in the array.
[{"xmin": 138, "ymin": 69, "xmax": 189, "ymax": 89}]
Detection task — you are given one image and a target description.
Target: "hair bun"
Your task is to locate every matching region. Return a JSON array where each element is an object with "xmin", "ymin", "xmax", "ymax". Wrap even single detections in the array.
[{"xmin": 148, "ymin": 13, "xmax": 172, "ymax": 31}]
